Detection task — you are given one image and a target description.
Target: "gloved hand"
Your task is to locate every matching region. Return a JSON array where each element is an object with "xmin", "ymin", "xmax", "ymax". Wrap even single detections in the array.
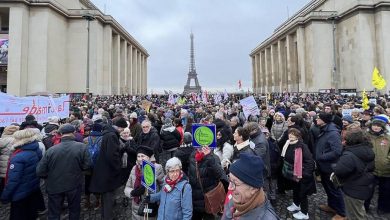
[
  {"xmin": 131, "ymin": 186, "xmax": 146, "ymax": 197},
  {"xmin": 143, "ymin": 195, "xmax": 151, "ymax": 203}
]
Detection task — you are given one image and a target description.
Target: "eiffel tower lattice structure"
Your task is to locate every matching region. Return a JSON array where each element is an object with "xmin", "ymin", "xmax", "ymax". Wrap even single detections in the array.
[{"xmin": 183, "ymin": 33, "xmax": 202, "ymax": 94}]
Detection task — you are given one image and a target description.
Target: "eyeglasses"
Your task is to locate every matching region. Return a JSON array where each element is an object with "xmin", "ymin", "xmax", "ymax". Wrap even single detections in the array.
[
  {"xmin": 142, "ymin": 126, "xmax": 150, "ymax": 128},
  {"xmin": 168, "ymin": 169, "xmax": 181, "ymax": 174},
  {"xmin": 228, "ymin": 175, "xmax": 242, "ymax": 190}
]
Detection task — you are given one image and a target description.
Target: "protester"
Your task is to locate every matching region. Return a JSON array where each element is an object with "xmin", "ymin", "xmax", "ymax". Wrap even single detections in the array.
[
  {"xmin": 232, "ymin": 127, "xmax": 256, "ymax": 162},
  {"xmin": 174, "ymin": 132, "xmax": 195, "ymax": 175},
  {"xmin": 0, "ymin": 125, "xmax": 19, "ymax": 194},
  {"xmin": 137, "ymin": 120, "xmax": 161, "ymax": 162},
  {"xmin": 1, "ymin": 128, "xmax": 43, "ymax": 220},
  {"xmin": 89, "ymin": 117, "xmax": 128, "ymax": 220},
  {"xmin": 124, "ymin": 145, "xmax": 164, "ymax": 220},
  {"xmin": 146, "ymin": 157, "xmax": 193, "ymax": 220},
  {"xmin": 333, "ymin": 129, "xmax": 375, "ymax": 220},
  {"xmin": 222, "ymin": 153, "xmax": 279, "ymax": 219},
  {"xmin": 129, "ymin": 112, "xmax": 142, "ymax": 142},
  {"xmin": 282, "ymin": 128, "xmax": 316, "ymax": 220},
  {"xmin": 214, "ymin": 127, "xmax": 234, "ymax": 171},
  {"xmin": 36, "ymin": 124, "xmax": 90, "ymax": 220},
  {"xmin": 159, "ymin": 118, "xmax": 181, "ymax": 169},
  {"xmin": 365, "ymin": 115, "xmax": 390, "ymax": 214},
  {"xmin": 315, "ymin": 112, "xmax": 346, "ymax": 220}
]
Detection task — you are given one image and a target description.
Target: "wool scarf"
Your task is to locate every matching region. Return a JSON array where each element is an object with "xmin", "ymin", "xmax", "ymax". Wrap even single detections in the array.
[
  {"xmin": 133, "ymin": 166, "xmax": 142, "ymax": 204},
  {"xmin": 233, "ymin": 189, "xmax": 265, "ymax": 217},
  {"xmin": 195, "ymin": 151, "xmax": 205, "ymax": 162},
  {"xmin": 163, "ymin": 171, "xmax": 184, "ymax": 193}
]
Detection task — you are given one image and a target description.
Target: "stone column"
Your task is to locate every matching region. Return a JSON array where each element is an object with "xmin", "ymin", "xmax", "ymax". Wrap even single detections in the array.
[
  {"xmin": 251, "ymin": 56, "xmax": 256, "ymax": 93},
  {"xmin": 261, "ymin": 51, "xmax": 266, "ymax": 94},
  {"xmin": 112, "ymin": 34, "xmax": 120, "ymax": 94},
  {"xmin": 278, "ymin": 40, "xmax": 286, "ymax": 92},
  {"xmin": 102, "ymin": 26, "xmax": 112, "ymax": 95},
  {"xmin": 120, "ymin": 40, "xmax": 127, "ymax": 94},
  {"xmin": 127, "ymin": 44, "xmax": 132, "ymax": 94},
  {"xmin": 132, "ymin": 48, "xmax": 137, "ymax": 95},
  {"xmin": 296, "ymin": 27, "xmax": 306, "ymax": 92},
  {"xmin": 7, "ymin": 5, "xmax": 30, "ymax": 96},
  {"xmin": 143, "ymin": 56, "xmax": 147, "ymax": 94},
  {"xmin": 271, "ymin": 44, "xmax": 280, "ymax": 93},
  {"xmin": 137, "ymin": 51, "xmax": 141, "ymax": 95},
  {"xmin": 265, "ymin": 47, "xmax": 272, "ymax": 93},
  {"xmin": 286, "ymin": 34, "xmax": 296, "ymax": 92},
  {"xmin": 256, "ymin": 53, "xmax": 261, "ymax": 94}
]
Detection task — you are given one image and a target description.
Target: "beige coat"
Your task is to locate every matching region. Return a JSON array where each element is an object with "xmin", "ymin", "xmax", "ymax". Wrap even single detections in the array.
[{"xmin": 124, "ymin": 162, "xmax": 164, "ymax": 220}]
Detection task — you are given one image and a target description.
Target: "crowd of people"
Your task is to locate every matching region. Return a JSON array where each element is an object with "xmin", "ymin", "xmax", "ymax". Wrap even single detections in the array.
[{"xmin": 0, "ymin": 92, "xmax": 390, "ymax": 220}]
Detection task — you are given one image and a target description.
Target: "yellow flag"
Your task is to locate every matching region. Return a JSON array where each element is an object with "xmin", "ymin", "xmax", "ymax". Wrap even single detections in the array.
[
  {"xmin": 372, "ymin": 67, "xmax": 386, "ymax": 90},
  {"xmin": 362, "ymin": 89, "xmax": 369, "ymax": 110}
]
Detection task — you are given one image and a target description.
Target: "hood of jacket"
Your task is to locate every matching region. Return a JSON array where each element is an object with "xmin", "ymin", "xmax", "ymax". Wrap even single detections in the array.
[
  {"xmin": 345, "ymin": 143, "xmax": 375, "ymax": 164},
  {"xmin": 12, "ymin": 128, "xmax": 42, "ymax": 149}
]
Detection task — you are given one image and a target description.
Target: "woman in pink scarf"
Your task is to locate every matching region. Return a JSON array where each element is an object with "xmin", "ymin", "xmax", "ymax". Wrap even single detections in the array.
[{"xmin": 281, "ymin": 128, "xmax": 316, "ymax": 220}]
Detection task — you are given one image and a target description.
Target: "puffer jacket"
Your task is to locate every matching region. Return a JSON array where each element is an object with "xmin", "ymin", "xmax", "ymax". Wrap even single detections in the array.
[
  {"xmin": 214, "ymin": 142, "xmax": 234, "ymax": 169},
  {"xmin": 315, "ymin": 123, "xmax": 343, "ymax": 173},
  {"xmin": 334, "ymin": 143, "xmax": 375, "ymax": 200},
  {"xmin": 367, "ymin": 132, "xmax": 390, "ymax": 177},
  {"xmin": 0, "ymin": 127, "xmax": 18, "ymax": 178},
  {"xmin": 160, "ymin": 126, "xmax": 181, "ymax": 150},
  {"xmin": 187, "ymin": 151, "xmax": 228, "ymax": 213},
  {"xmin": 1, "ymin": 140, "xmax": 42, "ymax": 202},
  {"xmin": 137, "ymin": 127, "xmax": 161, "ymax": 159},
  {"xmin": 271, "ymin": 120, "xmax": 288, "ymax": 142},
  {"xmin": 150, "ymin": 177, "xmax": 192, "ymax": 220}
]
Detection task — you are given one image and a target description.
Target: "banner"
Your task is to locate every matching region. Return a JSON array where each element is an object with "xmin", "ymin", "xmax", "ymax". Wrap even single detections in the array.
[
  {"xmin": 239, "ymin": 96, "xmax": 260, "ymax": 119},
  {"xmin": 0, "ymin": 93, "xmax": 70, "ymax": 127},
  {"xmin": 0, "ymin": 39, "xmax": 8, "ymax": 64}
]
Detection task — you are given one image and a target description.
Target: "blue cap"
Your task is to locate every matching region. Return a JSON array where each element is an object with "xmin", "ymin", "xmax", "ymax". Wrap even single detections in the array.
[{"xmin": 229, "ymin": 153, "xmax": 264, "ymax": 188}]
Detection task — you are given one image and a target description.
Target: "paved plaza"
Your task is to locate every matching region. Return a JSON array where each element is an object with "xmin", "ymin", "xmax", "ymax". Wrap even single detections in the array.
[{"xmin": 1, "ymin": 183, "xmax": 389, "ymax": 220}]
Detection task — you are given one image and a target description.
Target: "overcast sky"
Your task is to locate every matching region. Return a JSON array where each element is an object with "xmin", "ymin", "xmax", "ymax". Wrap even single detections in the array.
[{"xmin": 91, "ymin": 0, "xmax": 310, "ymax": 93}]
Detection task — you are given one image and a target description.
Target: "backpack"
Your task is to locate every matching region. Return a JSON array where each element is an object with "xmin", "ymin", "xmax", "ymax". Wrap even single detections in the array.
[{"xmin": 87, "ymin": 136, "xmax": 102, "ymax": 168}]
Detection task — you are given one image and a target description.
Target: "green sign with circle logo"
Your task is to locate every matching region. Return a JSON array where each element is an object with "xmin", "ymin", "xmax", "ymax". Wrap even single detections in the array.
[
  {"xmin": 192, "ymin": 124, "xmax": 217, "ymax": 148},
  {"xmin": 141, "ymin": 160, "xmax": 156, "ymax": 192}
]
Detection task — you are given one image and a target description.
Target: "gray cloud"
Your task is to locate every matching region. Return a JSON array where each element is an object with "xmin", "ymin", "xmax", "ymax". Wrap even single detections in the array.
[{"xmin": 91, "ymin": 0, "xmax": 310, "ymax": 93}]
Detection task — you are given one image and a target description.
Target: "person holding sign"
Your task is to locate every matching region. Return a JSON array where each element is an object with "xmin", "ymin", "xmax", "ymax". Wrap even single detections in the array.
[
  {"xmin": 124, "ymin": 145, "xmax": 164, "ymax": 220},
  {"xmin": 145, "ymin": 157, "xmax": 193, "ymax": 220}
]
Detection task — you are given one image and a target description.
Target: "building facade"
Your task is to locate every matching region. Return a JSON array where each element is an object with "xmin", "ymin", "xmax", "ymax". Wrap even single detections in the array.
[
  {"xmin": 250, "ymin": 0, "xmax": 390, "ymax": 94},
  {"xmin": 0, "ymin": 0, "xmax": 148, "ymax": 96}
]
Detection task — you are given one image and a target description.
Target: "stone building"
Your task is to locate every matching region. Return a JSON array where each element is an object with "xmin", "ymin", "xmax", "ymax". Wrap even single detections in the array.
[
  {"xmin": 250, "ymin": 0, "xmax": 390, "ymax": 94},
  {"xmin": 0, "ymin": 0, "xmax": 148, "ymax": 96}
]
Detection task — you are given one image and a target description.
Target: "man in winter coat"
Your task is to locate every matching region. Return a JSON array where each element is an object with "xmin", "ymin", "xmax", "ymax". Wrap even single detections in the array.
[
  {"xmin": 222, "ymin": 153, "xmax": 279, "ymax": 220},
  {"xmin": 0, "ymin": 125, "xmax": 19, "ymax": 194},
  {"xmin": 245, "ymin": 122, "xmax": 271, "ymax": 179},
  {"xmin": 136, "ymin": 120, "xmax": 160, "ymax": 162},
  {"xmin": 89, "ymin": 117, "xmax": 128, "ymax": 220},
  {"xmin": 36, "ymin": 124, "xmax": 90, "ymax": 220},
  {"xmin": 159, "ymin": 118, "xmax": 181, "ymax": 169},
  {"xmin": 315, "ymin": 112, "xmax": 346, "ymax": 220}
]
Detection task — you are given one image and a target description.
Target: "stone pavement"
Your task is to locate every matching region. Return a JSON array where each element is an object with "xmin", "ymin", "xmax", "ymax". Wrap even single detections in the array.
[{"xmin": 1, "ymin": 183, "xmax": 390, "ymax": 219}]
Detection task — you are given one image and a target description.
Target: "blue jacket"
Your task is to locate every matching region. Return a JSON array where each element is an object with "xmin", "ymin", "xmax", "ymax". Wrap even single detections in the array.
[
  {"xmin": 315, "ymin": 123, "xmax": 343, "ymax": 173},
  {"xmin": 1, "ymin": 141, "xmax": 42, "ymax": 202},
  {"xmin": 150, "ymin": 178, "xmax": 192, "ymax": 220}
]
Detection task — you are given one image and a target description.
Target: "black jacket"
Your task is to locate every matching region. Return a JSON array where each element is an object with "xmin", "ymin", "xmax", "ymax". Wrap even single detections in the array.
[
  {"xmin": 249, "ymin": 131, "xmax": 271, "ymax": 177},
  {"xmin": 333, "ymin": 143, "xmax": 375, "ymax": 200},
  {"xmin": 137, "ymin": 127, "xmax": 161, "ymax": 158},
  {"xmin": 187, "ymin": 152, "xmax": 228, "ymax": 213},
  {"xmin": 174, "ymin": 146, "xmax": 195, "ymax": 176},
  {"xmin": 283, "ymin": 140, "xmax": 316, "ymax": 197},
  {"xmin": 315, "ymin": 123, "xmax": 343, "ymax": 174},
  {"xmin": 89, "ymin": 126, "xmax": 122, "ymax": 193},
  {"xmin": 160, "ymin": 127, "xmax": 181, "ymax": 150},
  {"xmin": 37, "ymin": 136, "xmax": 89, "ymax": 194}
]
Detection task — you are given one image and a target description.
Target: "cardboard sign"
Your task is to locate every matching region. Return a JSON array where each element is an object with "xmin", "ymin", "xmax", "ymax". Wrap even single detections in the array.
[
  {"xmin": 192, "ymin": 124, "xmax": 217, "ymax": 148},
  {"xmin": 141, "ymin": 160, "xmax": 156, "ymax": 193},
  {"xmin": 239, "ymin": 96, "xmax": 260, "ymax": 119}
]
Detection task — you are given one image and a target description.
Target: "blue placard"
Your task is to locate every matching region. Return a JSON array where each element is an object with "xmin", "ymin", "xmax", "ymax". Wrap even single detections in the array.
[
  {"xmin": 192, "ymin": 124, "xmax": 217, "ymax": 148},
  {"xmin": 141, "ymin": 160, "xmax": 156, "ymax": 193}
]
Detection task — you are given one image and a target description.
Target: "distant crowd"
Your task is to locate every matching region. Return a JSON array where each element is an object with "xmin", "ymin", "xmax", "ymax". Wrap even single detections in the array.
[{"xmin": 1, "ymin": 92, "xmax": 390, "ymax": 220}]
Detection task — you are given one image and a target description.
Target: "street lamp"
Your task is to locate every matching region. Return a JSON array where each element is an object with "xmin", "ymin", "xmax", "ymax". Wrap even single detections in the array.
[{"xmin": 82, "ymin": 13, "xmax": 95, "ymax": 99}]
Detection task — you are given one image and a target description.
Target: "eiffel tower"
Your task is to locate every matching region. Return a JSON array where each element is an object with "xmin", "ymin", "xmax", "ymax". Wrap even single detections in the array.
[{"xmin": 183, "ymin": 33, "xmax": 202, "ymax": 94}]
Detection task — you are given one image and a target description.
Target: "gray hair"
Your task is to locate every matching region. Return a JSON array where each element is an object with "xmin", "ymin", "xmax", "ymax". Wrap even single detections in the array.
[
  {"xmin": 165, "ymin": 157, "xmax": 182, "ymax": 172},
  {"xmin": 215, "ymin": 111, "xmax": 224, "ymax": 120}
]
